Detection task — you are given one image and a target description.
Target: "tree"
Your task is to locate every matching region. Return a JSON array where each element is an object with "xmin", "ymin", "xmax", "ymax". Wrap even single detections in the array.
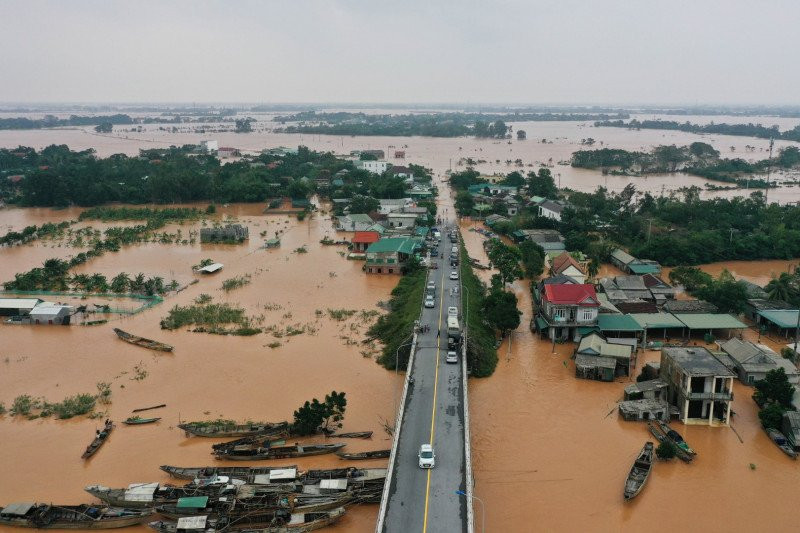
[
  {"xmin": 758, "ymin": 402, "xmax": 786, "ymax": 430},
  {"xmin": 291, "ymin": 391, "xmax": 347, "ymax": 436},
  {"xmin": 234, "ymin": 118, "xmax": 253, "ymax": 133},
  {"xmin": 668, "ymin": 266, "xmax": 712, "ymax": 291},
  {"xmin": 519, "ymin": 240, "xmax": 545, "ymax": 279},
  {"xmin": 486, "ymin": 240, "xmax": 523, "ymax": 286},
  {"xmin": 502, "ymin": 171, "xmax": 525, "ymax": 188},
  {"xmin": 694, "ymin": 270, "xmax": 748, "ymax": 314},
  {"xmin": 753, "ymin": 368, "xmax": 796, "ymax": 409},
  {"xmin": 482, "ymin": 288, "xmax": 521, "ymax": 336},
  {"xmin": 516, "ymin": 130, "xmax": 526, "ymax": 140},
  {"xmin": 765, "ymin": 272, "xmax": 799, "ymax": 304},
  {"xmin": 454, "ymin": 191, "xmax": 475, "ymax": 215},
  {"xmin": 349, "ymin": 194, "xmax": 379, "ymax": 214},
  {"xmin": 94, "ymin": 122, "xmax": 113, "ymax": 133},
  {"xmin": 527, "ymin": 167, "xmax": 558, "ymax": 198}
]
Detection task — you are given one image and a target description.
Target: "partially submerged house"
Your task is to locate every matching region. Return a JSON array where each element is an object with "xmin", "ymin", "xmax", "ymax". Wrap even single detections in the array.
[
  {"xmin": 351, "ymin": 231, "xmax": 381, "ymax": 253},
  {"xmin": 663, "ymin": 299, "xmax": 719, "ymax": 314},
  {"xmin": 364, "ymin": 238, "xmax": 420, "ymax": 274},
  {"xmin": 575, "ymin": 354, "xmax": 616, "ymax": 382},
  {"xmin": 386, "ymin": 212, "xmax": 419, "ymax": 229},
  {"xmin": 782, "ymin": 412, "xmax": 800, "ymax": 451},
  {"xmin": 536, "ymin": 284, "xmax": 599, "ymax": 341},
  {"xmin": 624, "ymin": 379, "xmax": 669, "ymax": 401},
  {"xmin": 599, "ymin": 275, "xmax": 675, "ymax": 305},
  {"xmin": 575, "ymin": 332, "xmax": 633, "ymax": 376},
  {"xmin": 200, "ymin": 224, "xmax": 248, "ymax": 243},
  {"xmin": 337, "ymin": 214, "xmax": 375, "ymax": 232},
  {"xmin": 745, "ymin": 299, "xmax": 800, "ymax": 337},
  {"xmin": 510, "ymin": 229, "xmax": 566, "ymax": 253},
  {"xmin": 0, "ymin": 298, "xmax": 43, "ymax": 317},
  {"xmin": 618, "ymin": 399, "xmax": 670, "ymax": 422},
  {"xmin": 717, "ymin": 338, "xmax": 800, "ymax": 386},
  {"xmin": 550, "ymin": 252, "xmax": 587, "ymax": 284},
  {"xmin": 27, "ymin": 304, "xmax": 74, "ymax": 325},
  {"xmin": 609, "ymin": 248, "xmax": 661, "ymax": 275},
  {"xmin": 660, "ymin": 346, "xmax": 735, "ymax": 426}
]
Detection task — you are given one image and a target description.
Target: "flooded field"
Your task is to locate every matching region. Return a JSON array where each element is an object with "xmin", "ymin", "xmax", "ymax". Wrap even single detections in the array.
[
  {"xmin": 459, "ymin": 219, "xmax": 799, "ymax": 532},
  {"xmin": 0, "ymin": 204, "xmax": 398, "ymax": 533},
  {"xmin": 2, "ymin": 112, "xmax": 800, "ymax": 203}
]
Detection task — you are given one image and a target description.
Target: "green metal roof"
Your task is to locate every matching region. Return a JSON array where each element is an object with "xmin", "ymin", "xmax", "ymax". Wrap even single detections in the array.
[
  {"xmin": 628, "ymin": 263, "xmax": 661, "ymax": 274},
  {"xmin": 177, "ymin": 496, "xmax": 209, "ymax": 509},
  {"xmin": 629, "ymin": 313, "xmax": 685, "ymax": 330},
  {"xmin": 674, "ymin": 313, "xmax": 747, "ymax": 330},
  {"xmin": 597, "ymin": 314, "xmax": 643, "ymax": 332},
  {"xmin": 529, "ymin": 196, "xmax": 545, "ymax": 204},
  {"xmin": 758, "ymin": 309, "xmax": 800, "ymax": 329},
  {"xmin": 535, "ymin": 317, "xmax": 548, "ymax": 331},
  {"xmin": 366, "ymin": 237, "xmax": 418, "ymax": 254},
  {"xmin": 415, "ymin": 226, "xmax": 430, "ymax": 237},
  {"xmin": 345, "ymin": 214, "xmax": 374, "ymax": 224}
]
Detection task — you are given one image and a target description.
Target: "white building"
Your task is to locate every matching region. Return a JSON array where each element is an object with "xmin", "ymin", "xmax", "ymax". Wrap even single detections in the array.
[
  {"xmin": 538, "ymin": 200, "xmax": 567, "ymax": 221},
  {"xmin": 386, "ymin": 213, "xmax": 419, "ymax": 228},
  {"xmin": 378, "ymin": 198, "xmax": 412, "ymax": 215},
  {"xmin": 355, "ymin": 160, "xmax": 390, "ymax": 174},
  {"xmin": 200, "ymin": 140, "xmax": 218, "ymax": 154},
  {"xmin": 28, "ymin": 304, "xmax": 74, "ymax": 325}
]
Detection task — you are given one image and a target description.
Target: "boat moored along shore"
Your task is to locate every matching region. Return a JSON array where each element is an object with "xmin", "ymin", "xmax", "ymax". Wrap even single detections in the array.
[
  {"xmin": 623, "ymin": 442, "xmax": 654, "ymax": 501},
  {"xmin": 0, "ymin": 503, "xmax": 153, "ymax": 529},
  {"xmin": 147, "ymin": 506, "xmax": 345, "ymax": 533},
  {"xmin": 213, "ymin": 443, "xmax": 346, "ymax": 461},
  {"xmin": 178, "ymin": 420, "xmax": 289, "ymax": 438},
  {"xmin": 335, "ymin": 449, "xmax": 390, "ymax": 460}
]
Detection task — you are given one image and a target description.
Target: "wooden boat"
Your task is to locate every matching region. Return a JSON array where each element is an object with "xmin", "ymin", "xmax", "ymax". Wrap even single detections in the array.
[
  {"xmin": 623, "ymin": 442, "xmax": 654, "ymax": 501},
  {"xmin": 147, "ymin": 507, "xmax": 345, "ymax": 533},
  {"xmin": 214, "ymin": 443, "xmax": 346, "ymax": 461},
  {"xmin": 82, "ymin": 420, "xmax": 114, "ymax": 459},
  {"xmin": 179, "ymin": 420, "xmax": 288, "ymax": 438},
  {"xmin": 647, "ymin": 422, "xmax": 692, "ymax": 463},
  {"xmin": 335, "ymin": 449, "xmax": 390, "ymax": 460},
  {"xmin": 123, "ymin": 416, "xmax": 161, "ymax": 425},
  {"xmin": 160, "ymin": 465, "xmax": 298, "ymax": 481},
  {"xmin": 326, "ymin": 431, "xmax": 373, "ymax": 439},
  {"xmin": 132, "ymin": 404, "xmax": 166, "ymax": 413},
  {"xmin": 766, "ymin": 428, "xmax": 798, "ymax": 459},
  {"xmin": 85, "ymin": 480, "xmax": 236, "ymax": 509},
  {"xmin": 113, "ymin": 328, "xmax": 173, "ymax": 352},
  {"xmin": 0, "ymin": 503, "xmax": 152, "ymax": 529},
  {"xmin": 657, "ymin": 420, "xmax": 697, "ymax": 455},
  {"xmin": 212, "ymin": 436, "xmax": 286, "ymax": 451}
]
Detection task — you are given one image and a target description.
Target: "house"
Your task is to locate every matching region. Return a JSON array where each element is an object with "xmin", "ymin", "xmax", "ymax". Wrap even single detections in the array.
[
  {"xmin": 28, "ymin": 304, "xmax": 73, "ymax": 325},
  {"xmin": 337, "ymin": 214, "xmax": 375, "ymax": 232},
  {"xmin": 624, "ymin": 379, "xmax": 669, "ymax": 401},
  {"xmin": 717, "ymin": 338, "xmax": 800, "ymax": 386},
  {"xmin": 378, "ymin": 198, "xmax": 412, "ymax": 215},
  {"xmin": 532, "ymin": 275, "xmax": 579, "ymax": 304},
  {"xmin": 351, "ymin": 231, "xmax": 380, "ymax": 253},
  {"xmin": 538, "ymin": 200, "xmax": 567, "ymax": 221},
  {"xmin": 575, "ymin": 332, "xmax": 633, "ymax": 376},
  {"xmin": 536, "ymin": 284, "xmax": 599, "ymax": 341},
  {"xmin": 364, "ymin": 238, "xmax": 420, "ymax": 274},
  {"xmin": 599, "ymin": 275, "xmax": 675, "ymax": 305},
  {"xmin": 609, "ymin": 248, "xmax": 662, "ymax": 274},
  {"xmin": 663, "ymin": 299, "xmax": 719, "ymax": 314},
  {"xmin": 0, "ymin": 298, "xmax": 43, "ymax": 317},
  {"xmin": 394, "ymin": 150, "xmax": 405, "ymax": 159},
  {"xmin": 352, "ymin": 149, "xmax": 385, "ymax": 159},
  {"xmin": 197, "ymin": 263, "xmax": 224, "ymax": 274},
  {"xmin": 386, "ymin": 213, "xmax": 419, "ymax": 229},
  {"xmin": 575, "ymin": 354, "xmax": 616, "ymax": 382},
  {"xmin": 550, "ymin": 252, "xmax": 587, "ymax": 284},
  {"xmin": 217, "ymin": 147, "xmax": 240, "ymax": 158},
  {"xmin": 389, "ymin": 166, "xmax": 414, "ymax": 180},
  {"xmin": 467, "ymin": 184, "xmax": 519, "ymax": 196},
  {"xmin": 484, "ymin": 214, "xmax": 511, "ymax": 228},
  {"xmin": 618, "ymin": 399, "xmax": 670, "ymax": 422},
  {"xmin": 199, "ymin": 140, "xmax": 218, "ymax": 153},
  {"xmin": 504, "ymin": 197, "xmax": 520, "ymax": 216},
  {"xmin": 200, "ymin": 224, "xmax": 248, "ymax": 243},
  {"xmin": 355, "ymin": 160, "xmax": 389, "ymax": 174},
  {"xmin": 782, "ymin": 412, "xmax": 800, "ymax": 451},
  {"xmin": 511, "ymin": 229, "xmax": 566, "ymax": 252},
  {"xmin": 660, "ymin": 346, "xmax": 735, "ymax": 426}
]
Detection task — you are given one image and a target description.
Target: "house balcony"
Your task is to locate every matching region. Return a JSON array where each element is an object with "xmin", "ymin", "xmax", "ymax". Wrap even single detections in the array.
[{"xmin": 685, "ymin": 390, "xmax": 734, "ymax": 401}]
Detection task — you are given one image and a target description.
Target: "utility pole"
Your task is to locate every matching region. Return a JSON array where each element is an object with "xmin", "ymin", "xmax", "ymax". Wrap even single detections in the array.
[{"xmin": 646, "ymin": 218, "xmax": 653, "ymax": 244}]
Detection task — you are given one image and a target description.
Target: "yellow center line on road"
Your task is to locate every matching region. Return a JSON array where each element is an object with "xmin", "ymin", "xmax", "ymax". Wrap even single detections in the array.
[{"xmin": 422, "ymin": 249, "xmax": 448, "ymax": 532}]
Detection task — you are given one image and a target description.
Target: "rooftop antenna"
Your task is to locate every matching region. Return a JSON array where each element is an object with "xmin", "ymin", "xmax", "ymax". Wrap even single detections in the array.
[{"xmin": 764, "ymin": 137, "xmax": 774, "ymax": 204}]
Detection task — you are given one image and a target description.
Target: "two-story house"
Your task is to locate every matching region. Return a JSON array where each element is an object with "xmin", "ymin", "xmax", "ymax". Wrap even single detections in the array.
[
  {"xmin": 364, "ymin": 237, "xmax": 420, "ymax": 274},
  {"xmin": 536, "ymin": 284, "xmax": 599, "ymax": 341},
  {"xmin": 660, "ymin": 347, "xmax": 735, "ymax": 426}
]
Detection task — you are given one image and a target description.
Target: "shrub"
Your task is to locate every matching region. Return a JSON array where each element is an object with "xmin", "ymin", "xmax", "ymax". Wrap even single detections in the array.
[
  {"xmin": 656, "ymin": 441, "xmax": 677, "ymax": 460},
  {"xmin": 11, "ymin": 395, "xmax": 35, "ymax": 416}
]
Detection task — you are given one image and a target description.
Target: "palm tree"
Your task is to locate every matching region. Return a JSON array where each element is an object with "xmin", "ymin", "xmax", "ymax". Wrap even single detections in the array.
[{"xmin": 765, "ymin": 272, "xmax": 798, "ymax": 304}]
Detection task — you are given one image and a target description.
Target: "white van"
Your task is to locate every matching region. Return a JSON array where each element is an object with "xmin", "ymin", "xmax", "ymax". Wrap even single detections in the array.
[{"xmin": 447, "ymin": 316, "xmax": 461, "ymax": 338}]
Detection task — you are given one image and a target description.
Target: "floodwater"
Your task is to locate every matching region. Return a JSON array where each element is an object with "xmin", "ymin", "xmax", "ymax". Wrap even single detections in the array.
[
  {"xmin": 0, "ymin": 204, "xmax": 399, "ymax": 533},
  {"xmin": 2, "ymin": 111, "xmax": 800, "ymax": 203},
  {"xmin": 458, "ymin": 218, "xmax": 800, "ymax": 532}
]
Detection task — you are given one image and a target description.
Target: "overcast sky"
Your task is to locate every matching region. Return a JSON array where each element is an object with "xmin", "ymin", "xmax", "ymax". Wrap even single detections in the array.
[{"xmin": 1, "ymin": 0, "xmax": 798, "ymax": 105}]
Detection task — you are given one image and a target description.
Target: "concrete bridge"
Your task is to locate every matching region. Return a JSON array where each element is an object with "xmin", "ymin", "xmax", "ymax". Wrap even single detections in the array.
[{"xmin": 376, "ymin": 223, "xmax": 474, "ymax": 533}]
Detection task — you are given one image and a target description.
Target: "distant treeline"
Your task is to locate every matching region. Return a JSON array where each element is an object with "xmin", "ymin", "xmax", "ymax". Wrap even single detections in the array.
[
  {"xmin": 273, "ymin": 111, "xmax": 630, "ymax": 138},
  {"xmin": 0, "ymin": 114, "xmax": 241, "ymax": 130},
  {"xmin": 571, "ymin": 143, "xmax": 800, "ymax": 187},
  {"xmin": 596, "ymin": 119, "xmax": 800, "ymax": 142}
]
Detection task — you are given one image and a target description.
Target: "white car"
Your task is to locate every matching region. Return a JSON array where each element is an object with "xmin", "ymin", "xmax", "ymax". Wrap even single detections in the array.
[
  {"xmin": 446, "ymin": 350, "xmax": 458, "ymax": 364},
  {"xmin": 449, "ymin": 271, "xmax": 459, "ymax": 280},
  {"xmin": 427, "ymin": 281, "xmax": 436, "ymax": 291},
  {"xmin": 424, "ymin": 297, "xmax": 435, "ymax": 308},
  {"xmin": 447, "ymin": 306, "xmax": 458, "ymax": 317},
  {"xmin": 418, "ymin": 444, "xmax": 435, "ymax": 469}
]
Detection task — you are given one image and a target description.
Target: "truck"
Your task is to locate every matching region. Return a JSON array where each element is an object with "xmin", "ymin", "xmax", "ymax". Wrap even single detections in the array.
[{"xmin": 447, "ymin": 316, "xmax": 461, "ymax": 339}]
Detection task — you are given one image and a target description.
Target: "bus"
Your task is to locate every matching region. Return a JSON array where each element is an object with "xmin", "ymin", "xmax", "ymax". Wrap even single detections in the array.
[{"xmin": 447, "ymin": 316, "xmax": 461, "ymax": 339}]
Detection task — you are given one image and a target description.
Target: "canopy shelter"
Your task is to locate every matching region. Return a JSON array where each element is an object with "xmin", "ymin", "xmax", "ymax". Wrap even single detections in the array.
[
  {"xmin": 674, "ymin": 313, "xmax": 747, "ymax": 335},
  {"xmin": 629, "ymin": 312, "xmax": 685, "ymax": 341},
  {"xmin": 597, "ymin": 314, "xmax": 643, "ymax": 335},
  {"xmin": 757, "ymin": 309, "xmax": 800, "ymax": 337}
]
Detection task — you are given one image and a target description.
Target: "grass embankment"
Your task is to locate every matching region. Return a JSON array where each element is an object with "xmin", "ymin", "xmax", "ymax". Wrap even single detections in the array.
[
  {"xmin": 368, "ymin": 270, "xmax": 426, "ymax": 370},
  {"xmin": 460, "ymin": 244, "xmax": 498, "ymax": 377}
]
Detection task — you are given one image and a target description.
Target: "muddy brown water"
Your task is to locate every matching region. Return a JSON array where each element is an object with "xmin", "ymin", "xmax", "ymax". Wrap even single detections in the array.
[{"xmin": 0, "ymin": 204, "xmax": 397, "ymax": 532}]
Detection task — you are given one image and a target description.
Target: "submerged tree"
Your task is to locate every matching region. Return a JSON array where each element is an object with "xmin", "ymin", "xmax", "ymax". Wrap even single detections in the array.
[{"xmin": 292, "ymin": 391, "xmax": 348, "ymax": 436}]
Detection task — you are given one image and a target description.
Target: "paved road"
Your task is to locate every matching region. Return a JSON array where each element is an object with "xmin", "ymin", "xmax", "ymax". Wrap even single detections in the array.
[{"xmin": 382, "ymin": 224, "xmax": 467, "ymax": 533}]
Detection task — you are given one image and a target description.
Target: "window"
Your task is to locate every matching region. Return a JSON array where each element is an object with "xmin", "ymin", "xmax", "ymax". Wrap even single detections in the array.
[
  {"xmin": 581, "ymin": 309, "xmax": 594, "ymax": 321},
  {"xmin": 553, "ymin": 308, "xmax": 566, "ymax": 319},
  {"xmin": 747, "ymin": 375, "xmax": 754, "ymax": 385}
]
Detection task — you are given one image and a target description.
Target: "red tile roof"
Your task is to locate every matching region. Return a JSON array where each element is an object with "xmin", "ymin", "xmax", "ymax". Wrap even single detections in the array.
[
  {"xmin": 352, "ymin": 231, "xmax": 380, "ymax": 244},
  {"xmin": 551, "ymin": 252, "xmax": 585, "ymax": 276},
  {"xmin": 543, "ymin": 284, "xmax": 598, "ymax": 306}
]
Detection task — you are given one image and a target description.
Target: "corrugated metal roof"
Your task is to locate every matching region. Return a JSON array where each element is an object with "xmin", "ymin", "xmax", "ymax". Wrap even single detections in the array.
[
  {"xmin": 176, "ymin": 516, "xmax": 208, "ymax": 529},
  {"xmin": 177, "ymin": 496, "xmax": 209, "ymax": 508},
  {"xmin": 611, "ymin": 248, "xmax": 635, "ymax": 265},
  {"xmin": 0, "ymin": 298, "xmax": 42, "ymax": 309},
  {"xmin": 366, "ymin": 237, "xmax": 418, "ymax": 254},
  {"xmin": 1, "ymin": 503, "xmax": 34, "ymax": 516},
  {"xmin": 758, "ymin": 309, "xmax": 800, "ymax": 329},
  {"xmin": 597, "ymin": 314, "xmax": 643, "ymax": 332},
  {"xmin": 629, "ymin": 313, "xmax": 685, "ymax": 329},
  {"xmin": 674, "ymin": 313, "xmax": 746, "ymax": 330},
  {"xmin": 198, "ymin": 263, "xmax": 224, "ymax": 273},
  {"xmin": 629, "ymin": 263, "xmax": 661, "ymax": 274}
]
